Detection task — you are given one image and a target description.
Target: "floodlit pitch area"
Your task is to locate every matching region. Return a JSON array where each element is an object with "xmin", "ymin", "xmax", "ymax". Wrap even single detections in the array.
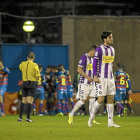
[{"xmin": 0, "ymin": 115, "xmax": 139, "ymax": 140}]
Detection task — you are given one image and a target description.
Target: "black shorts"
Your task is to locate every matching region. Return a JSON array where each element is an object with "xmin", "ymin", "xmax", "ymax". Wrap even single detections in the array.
[{"xmin": 22, "ymin": 81, "xmax": 37, "ymax": 97}]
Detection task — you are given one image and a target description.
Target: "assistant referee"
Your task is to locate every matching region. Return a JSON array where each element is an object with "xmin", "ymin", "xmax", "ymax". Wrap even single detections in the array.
[{"xmin": 17, "ymin": 52, "xmax": 40, "ymax": 122}]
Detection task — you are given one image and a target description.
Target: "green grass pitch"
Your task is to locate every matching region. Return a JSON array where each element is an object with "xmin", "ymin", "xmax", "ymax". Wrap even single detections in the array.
[{"xmin": 0, "ymin": 115, "xmax": 140, "ymax": 140}]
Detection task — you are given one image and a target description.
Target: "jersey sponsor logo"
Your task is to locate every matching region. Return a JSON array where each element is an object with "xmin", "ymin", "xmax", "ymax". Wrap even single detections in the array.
[
  {"xmin": 87, "ymin": 63, "xmax": 93, "ymax": 70},
  {"xmin": 79, "ymin": 60, "xmax": 82, "ymax": 64},
  {"xmin": 102, "ymin": 56, "xmax": 114, "ymax": 63}
]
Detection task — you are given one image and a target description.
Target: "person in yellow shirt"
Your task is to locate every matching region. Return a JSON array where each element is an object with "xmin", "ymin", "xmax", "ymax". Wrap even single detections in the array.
[{"xmin": 17, "ymin": 52, "xmax": 40, "ymax": 122}]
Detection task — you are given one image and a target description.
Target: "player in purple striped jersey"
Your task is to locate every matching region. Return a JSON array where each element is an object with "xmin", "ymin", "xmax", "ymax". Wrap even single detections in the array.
[
  {"xmin": 88, "ymin": 31, "xmax": 121, "ymax": 127},
  {"xmin": 68, "ymin": 45, "xmax": 99, "ymax": 125}
]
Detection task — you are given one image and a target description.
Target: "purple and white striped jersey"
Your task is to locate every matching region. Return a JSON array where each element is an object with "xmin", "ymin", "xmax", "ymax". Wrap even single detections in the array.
[
  {"xmin": 78, "ymin": 53, "xmax": 94, "ymax": 84},
  {"xmin": 94, "ymin": 44, "xmax": 115, "ymax": 78}
]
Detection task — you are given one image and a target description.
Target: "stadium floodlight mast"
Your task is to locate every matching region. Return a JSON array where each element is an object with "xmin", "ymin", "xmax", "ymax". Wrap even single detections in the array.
[{"xmin": 23, "ymin": 21, "xmax": 35, "ymax": 44}]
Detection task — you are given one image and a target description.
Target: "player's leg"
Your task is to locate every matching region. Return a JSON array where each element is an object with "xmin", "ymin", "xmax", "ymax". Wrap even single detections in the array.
[
  {"xmin": 106, "ymin": 78, "xmax": 121, "ymax": 127},
  {"xmin": 44, "ymin": 91, "xmax": 51, "ymax": 115},
  {"xmin": 56, "ymin": 89, "xmax": 63, "ymax": 115},
  {"xmin": 64, "ymin": 91, "xmax": 70, "ymax": 115},
  {"xmin": 32, "ymin": 89, "xmax": 38, "ymax": 115},
  {"xmin": 88, "ymin": 96, "xmax": 103, "ymax": 127},
  {"xmin": 32, "ymin": 100, "xmax": 36, "ymax": 115},
  {"xmin": 88, "ymin": 81, "xmax": 104, "ymax": 127},
  {"xmin": 115, "ymin": 90, "xmax": 123, "ymax": 117},
  {"xmin": 61, "ymin": 100, "xmax": 66, "ymax": 115},
  {"xmin": 69, "ymin": 84, "xmax": 87, "ymax": 117},
  {"xmin": 0, "ymin": 95, "xmax": 4, "ymax": 116},
  {"xmin": 67, "ymin": 85, "xmax": 75, "ymax": 109},
  {"xmin": 0, "ymin": 86, "xmax": 7, "ymax": 116},
  {"xmin": 50, "ymin": 94, "xmax": 55, "ymax": 115},
  {"xmin": 68, "ymin": 84, "xmax": 88, "ymax": 124},
  {"xmin": 18, "ymin": 83, "xmax": 28, "ymax": 122},
  {"xmin": 38, "ymin": 87, "xmax": 45, "ymax": 116},
  {"xmin": 125, "ymin": 91, "xmax": 133, "ymax": 115},
  {"xmin": 18, "ymin": 97, "xmax": 27, "ymax": 122},
  {"xmin": 26, "ymin": 82, "xmax": 36, "ymax": 122},
  {"xmin": 88, "ymin": 85, "xmax": 100, "ymax": 125},
  {"xmin": 26, "ymin": 96, "xmax": 34, "ymax": 122},
  {"xmin": 122, "ymin": 91, "xmax": 127, "ymax": 116}
]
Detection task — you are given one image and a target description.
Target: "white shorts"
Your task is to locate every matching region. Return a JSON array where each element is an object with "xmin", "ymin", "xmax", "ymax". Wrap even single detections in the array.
[
  {"xmin": 97, "ymin": 78, "xmax": 116, "ymax": 96},
  {"xmin": 76, "ymin": 84, "xmax": 96, "ymax": 100}
]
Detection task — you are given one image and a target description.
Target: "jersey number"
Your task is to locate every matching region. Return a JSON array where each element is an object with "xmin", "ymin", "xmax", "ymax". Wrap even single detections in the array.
[
  {"xmin": 120, "ymin": 77, "xmax": 125, "ymax": 85},
  {"xmin": 62, "ymin": 78, "xmax": 66, "ymax": 85}
]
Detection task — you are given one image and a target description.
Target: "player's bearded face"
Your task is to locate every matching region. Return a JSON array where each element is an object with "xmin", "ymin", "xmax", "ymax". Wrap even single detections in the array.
[{"xmin": 106, "ymin": 34, "xmax": 113, "ymax": 45}]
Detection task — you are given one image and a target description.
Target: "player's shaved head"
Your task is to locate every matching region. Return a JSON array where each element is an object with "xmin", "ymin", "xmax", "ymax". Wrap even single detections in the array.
[
  {"xmin": 89, "ymin": 45, "xmax": 97, "ymax": 52},
  {"xmin": 27, "ymin": 52, "xmax": 35, "ymax": 59},
  {"xmin": 117, "ymin": 63, "xmax": 123, "ymax": 69}
]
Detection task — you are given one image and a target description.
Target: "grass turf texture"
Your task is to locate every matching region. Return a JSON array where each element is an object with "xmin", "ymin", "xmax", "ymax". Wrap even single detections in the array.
[{"xmin": 0, "ymin": 115, "xmax": 139, "ymax": 140}]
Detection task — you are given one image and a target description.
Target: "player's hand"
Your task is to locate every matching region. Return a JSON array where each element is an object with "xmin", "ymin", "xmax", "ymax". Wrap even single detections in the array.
[
  {"xmin": 128, "ymin": 90, "xmax": 132, "ymax": 94},
  {"xmin": 87, "ymin": 77, "xmax": 94, "ymax": 82},
  {"xmin": 94, "ymin": 75, "xmax": 100, "ymax": 83}
]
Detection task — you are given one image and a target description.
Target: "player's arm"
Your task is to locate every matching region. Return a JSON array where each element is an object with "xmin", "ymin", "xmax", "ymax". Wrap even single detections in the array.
[
  {"xmin": 35, "ymin": 64, "xmax": 40, "ymax": 81},
  {"xmin": 77, "ymin": 55, "xmax": 93, "ymax": 82},
  {"xmin": 77, "ymin": 66, "xmax": 93, "ymax": 82},
  {"xmin": 3, "ymin": 67, "xmax": 11, "ymax": 74},
  {"xmin": 93, "ymin": 47, "xmax": 101, "ymax": 83},
  {"xmin": 42, "ymin": 74, "xmax": 47, "ymax": 86},
  {"xmin": 127, "ymin": 79, "xmax": 132, "ymax": 94},
  {"xmin": 126, "ymin": 74, "xmax": 132, "ymax": 94}
]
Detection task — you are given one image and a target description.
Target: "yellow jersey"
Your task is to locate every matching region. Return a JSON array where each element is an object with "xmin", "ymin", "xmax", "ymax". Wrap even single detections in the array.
[{"xmin": 19, "ymin": 61, "xmax": 40, "ymax": 81}]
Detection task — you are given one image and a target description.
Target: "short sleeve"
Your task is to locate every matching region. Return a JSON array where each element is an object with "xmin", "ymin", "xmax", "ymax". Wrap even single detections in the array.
[
  {"xmin": 35, "ymin": 64, "xmax": 40, "ymax": 77},
  {"xmin": 78, "ymin": 55, "xmax": 87, "ymax": 67},
  {"xmin": 94, "ymin": 47, "xmax": 102, "ymax": 60},
  {"xmin": 19, "ymin": 62, "xmax": 22, "ymax": 70}
]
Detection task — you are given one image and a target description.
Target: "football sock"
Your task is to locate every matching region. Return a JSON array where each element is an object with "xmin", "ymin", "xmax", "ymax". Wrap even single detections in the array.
[
  {"xmin": 107, "ymin": 104, "xmax": 114, "ymax": 124},
  {"xmin": 89, "ymin": 101, "xmax": 101, "ymax": 121},
  {"xmin": 19, "ymin": 103, "xmax": 25, "ymax": 119},
  {"xmin": 62, "ymin": 102, "xmax": 66, "ymax": 114},
  {"xmin": 27, "ymin": 103, "xmax": 32, "ymax": 119},
  {"xmin": 0, "ymin": 103, "xmax": 4, "ymax": 114},
  {"xmin": 89, "ymin": 98, "xmax": 95, "ymax": 115},
  {"xmin": 33, "ymin": 101, "xmax": 36, "ymax": 109},
  {"xmin": 57, "ymin": 101, "xmax": 61, "ymax": 113},
  {"xmin": 39, "ymin": 103, "xmax": 43, "ymax": 114},
  {"xmin": 70, "ymin": 100, "xmax": 84, "ymax": 116},
  {"xmin": 65, "ymin": 102, "xmax": 70, "ymax": 113}
]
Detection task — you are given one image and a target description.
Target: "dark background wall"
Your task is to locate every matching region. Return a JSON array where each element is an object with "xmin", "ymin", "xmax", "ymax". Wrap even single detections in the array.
[{"xmin": 62, "ymin": 15, "xmax": 140, "ymax": 91}]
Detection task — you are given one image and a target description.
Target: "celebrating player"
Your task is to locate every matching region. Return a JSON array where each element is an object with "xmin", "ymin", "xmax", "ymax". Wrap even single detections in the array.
[
  {"xmin": 33, "ymin": 64, "xmax": 47, "ymax": 116},
  {"xmin": 0, "ymin": 61, "xmax": 10, "ymax": 116}
]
